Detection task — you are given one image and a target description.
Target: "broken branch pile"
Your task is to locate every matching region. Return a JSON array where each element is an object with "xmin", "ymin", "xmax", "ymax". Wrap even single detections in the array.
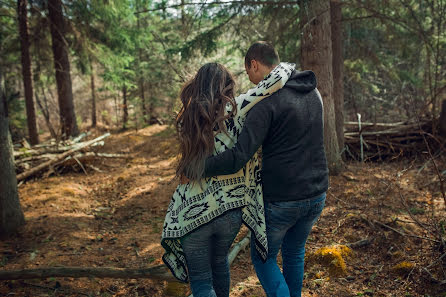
[
  {"xmin": 14, "ymin": 133, "xmax": 127, "ymax": 181},
  {"xmin": 344, "ymin": 119, "xmax": 441, "ymax": 161}
]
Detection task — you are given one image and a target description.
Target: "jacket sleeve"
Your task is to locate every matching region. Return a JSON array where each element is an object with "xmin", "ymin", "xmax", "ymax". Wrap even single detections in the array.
[{"xmin": 203, "ymin": 99, "xmax": 272, "ymax": 177}]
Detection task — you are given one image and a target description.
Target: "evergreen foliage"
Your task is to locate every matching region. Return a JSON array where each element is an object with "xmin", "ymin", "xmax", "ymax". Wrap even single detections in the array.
[{"xmin": 0, "ymin": 0, "xmax": 445, "ymax": 139}]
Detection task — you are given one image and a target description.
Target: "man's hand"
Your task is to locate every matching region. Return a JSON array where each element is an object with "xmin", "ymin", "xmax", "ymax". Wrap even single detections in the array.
[{"xmin": 179, "ymin": 175, "xmax": 190, "ymax": 184}]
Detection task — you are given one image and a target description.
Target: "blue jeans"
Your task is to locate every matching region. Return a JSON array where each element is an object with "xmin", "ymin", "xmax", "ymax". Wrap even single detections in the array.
[
  {"xmin": 180, "ymin": 208, "xmax": 242, "ymax": 297},
  {"xmin": 251, "ymin": 193, "xmax": 326, "ymax": 297}
]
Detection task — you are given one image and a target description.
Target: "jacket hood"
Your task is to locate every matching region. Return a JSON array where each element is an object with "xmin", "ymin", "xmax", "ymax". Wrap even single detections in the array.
[{"xmin": 285, "ymin": 70, "xmax": 317, "ymax": 92}]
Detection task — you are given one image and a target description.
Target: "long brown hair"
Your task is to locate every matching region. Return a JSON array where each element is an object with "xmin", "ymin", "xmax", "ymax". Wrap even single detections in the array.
[{"xmin": 176, "ymin": 63, "xmax": 236, "ymax": 182}]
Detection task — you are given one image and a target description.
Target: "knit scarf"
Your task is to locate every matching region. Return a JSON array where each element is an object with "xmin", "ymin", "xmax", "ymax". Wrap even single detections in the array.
[{"xmin": 161, "ymin": 62, "xmax": 295, "ymax": 282}]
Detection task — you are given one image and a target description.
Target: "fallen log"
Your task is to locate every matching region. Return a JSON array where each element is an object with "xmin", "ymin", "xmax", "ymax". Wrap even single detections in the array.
[
  {"xmin": 55, "ymin": 153, "xmax": 129, "ymax": 168},
  {"xmin": 14, "ymin": 133, "xmax": 95, "ymax": 159},
  {"xmin": 16, "ymin": 133, "xmax": 110, "ymax": 181},
  {"xmin": 13, "ymin": 149, "xmax": 40, "ymax": 158},
  {"xmin": 344, "ymin": 121, "xmax": 407, "ymax": 128},
  {"xmin": 0, "ymin": 265, "xmax": 177, "ymax": 282},
  {"xmin": 0, "ymin": 233, "xmax": 251, "ymax": 284},
  {"xmin": 72, "ymin": 132, "xmax": 90, "ymax": 143},
  {"xmin": 14, "ymin": 143, "xmax": 108, "ymax": 165},
  {"xmin": 345, "ymin": 129, "xmax": 419, "ymax": 136},
  {"xmin": 31, "ymin": 132, "xmax": 90, "ymax": 149},
  {"xmin": 15, "ymin": 153, "xmax": 58, "ymax": 165}
]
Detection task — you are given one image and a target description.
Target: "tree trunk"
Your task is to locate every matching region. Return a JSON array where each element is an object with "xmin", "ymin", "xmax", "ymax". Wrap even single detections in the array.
[
  {"xmin": 300, "ymin": 0, "xmax": 342, "ymax": 174},
  {"xmin": 47, "ymin": 0, "xmax": 79, "ymax": 138},
  {"xmin": 330, "ymin": 0, "xmax": 344, "ymax": 158},
  {"xmin": 122, "ymin": 85, "xmax": 128, "ymax": 130},
  {"xmin": 90, "ymin": 69, "xmax": 97, "ymax": 128},
  {"xmin": 147, "ymin": 99, "xmax": 157, "ymax": 125},
  {"xmin": 439, "ymin": 100, "xmax": 446, "ymax": 137},
  {"xmin": 18, "ymin": 0, "xmax": 39, "ymax": 145},
  {"xmin": 139, "ymin": 78, "xmax": 147, "ymax": 124},
  {"xmin": 0, "ymin": 71, "xmax": 25, "ymax": 237},
  {"xmin": 180, "ymin": 0, "xmax": 189, "ymax": 38},
  {"xmin": 136, "ymin": 7, "xmax": 148, "ymax": 125},
  {"xmin": 114, "ymin": 95, "xmax": 119, "ymax": 127}
]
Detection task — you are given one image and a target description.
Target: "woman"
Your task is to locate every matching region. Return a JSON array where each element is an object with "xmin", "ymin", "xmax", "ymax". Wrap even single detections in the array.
[{"xmin": 161, "ymin": 62, "xmax": 294, "ymax": 297}]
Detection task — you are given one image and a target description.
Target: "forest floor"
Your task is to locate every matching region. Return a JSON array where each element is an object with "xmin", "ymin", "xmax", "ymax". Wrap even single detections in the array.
[{"xmin": 1, "ymin": 124, "xmax": 445, "ymax": 297}]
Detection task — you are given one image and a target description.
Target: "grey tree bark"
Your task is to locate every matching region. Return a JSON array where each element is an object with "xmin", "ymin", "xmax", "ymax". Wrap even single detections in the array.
[
  {"xmin": 0, "ymin": 71, "xmax": 25, "ymax": 237},
  {"xmin": 300, "ymin": 0, "xmax": 342, "ymax": 174}
]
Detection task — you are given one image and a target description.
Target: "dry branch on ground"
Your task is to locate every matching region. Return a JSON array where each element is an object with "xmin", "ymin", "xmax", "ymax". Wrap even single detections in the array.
[
  {"xmin": 0, "ymin": 233, "xmax": 252, "ymax": 283},
  {"xmin": 0, "ymin": 266, "xmax": 177, "ymax": 282},
  {"xmin": 13, "ymin": 133, "xmax": 123, "ymax": 181},
  {"xmin": 344, "ymin": 120, "xmax": 442, "ymax": 160}
]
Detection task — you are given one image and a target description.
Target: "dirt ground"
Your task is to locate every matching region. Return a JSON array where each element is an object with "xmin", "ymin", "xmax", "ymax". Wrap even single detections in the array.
[{"xmin": 1, "ymin": 124, "xmax": 445, "ymax": 297}]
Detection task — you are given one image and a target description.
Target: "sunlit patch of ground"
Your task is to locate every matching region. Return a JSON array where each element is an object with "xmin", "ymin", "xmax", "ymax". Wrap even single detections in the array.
[{"xmin": 1, "ymin": 125, "xmax": 445, "ymax": 296}]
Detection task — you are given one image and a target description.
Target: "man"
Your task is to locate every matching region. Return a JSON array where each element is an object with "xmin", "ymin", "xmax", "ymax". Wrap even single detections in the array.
[{"xmin": 203, "ymin": 41, "xmax": 329, "ymax": 297}]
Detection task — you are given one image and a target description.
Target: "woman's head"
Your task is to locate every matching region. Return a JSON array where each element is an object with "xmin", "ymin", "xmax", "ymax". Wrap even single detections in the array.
[{"xmin": 176, "ymin": 63, "xmax": 236, "ymax": 182}]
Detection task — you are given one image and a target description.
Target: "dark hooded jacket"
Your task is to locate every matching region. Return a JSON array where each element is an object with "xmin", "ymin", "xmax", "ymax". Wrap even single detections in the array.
[{"xmin": 204, "ymin": 70, "xmax": 329, "ymax": 202}]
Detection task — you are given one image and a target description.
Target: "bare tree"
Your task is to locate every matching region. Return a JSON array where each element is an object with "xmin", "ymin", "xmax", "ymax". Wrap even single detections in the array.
[
  {"xmin": 0, "ymin": 71, "xmax": 25, "ymax": 236},
  {"xmin": 18, "ymin": 0, "xmax": 39, "ymax": 145}
]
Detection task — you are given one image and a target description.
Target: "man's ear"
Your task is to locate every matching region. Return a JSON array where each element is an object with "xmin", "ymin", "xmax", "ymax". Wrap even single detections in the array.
[{"xmin": 251, "ymin": 60, "xmax": 258, "ymax": 72}]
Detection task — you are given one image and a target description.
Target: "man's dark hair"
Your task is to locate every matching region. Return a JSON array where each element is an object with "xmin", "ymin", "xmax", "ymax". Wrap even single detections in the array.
[{"xmin": 244, "ymin": 41, "xmax": 280, "ymax": 68}]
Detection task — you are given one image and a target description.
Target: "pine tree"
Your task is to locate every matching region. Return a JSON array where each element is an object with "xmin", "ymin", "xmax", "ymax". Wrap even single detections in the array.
[
  {"xmin": 18, "ymin": 0, "xmax": 39, "ymax": 144},
  {"xmin": 301, "ymin": 0, "xmax": 342, "ymax": 174},
  {"xmin": 47, "ymin": 0, "xmax": 79, "ymax": 138},
  {"xmin": 331, "ymin": 0, "xmax": 344, "ymax": 157},
  {"xmin": 0, "ymin": 70, "xmax": 25, "ymax": 237}
]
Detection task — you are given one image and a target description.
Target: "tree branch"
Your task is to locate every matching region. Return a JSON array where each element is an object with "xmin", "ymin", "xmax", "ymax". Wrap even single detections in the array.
[
  {"xmin": 16, "ymin": 133, "xmax": 110, "ymax": 181},
  {"xmin": 135, "ymin": 1, "xmax": 300, "ymax": 14},
  {"xmin": 0, "ymin": 265, "xmax": 178, "ymax": 282}
]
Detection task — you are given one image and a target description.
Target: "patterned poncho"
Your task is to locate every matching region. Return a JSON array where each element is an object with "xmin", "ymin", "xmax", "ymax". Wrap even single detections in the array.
[{"xmin": 161, "ymin": 62, "xmax": 295, "ymax": 282}]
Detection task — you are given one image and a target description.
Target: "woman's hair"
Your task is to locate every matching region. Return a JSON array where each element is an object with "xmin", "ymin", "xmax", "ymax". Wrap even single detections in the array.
[{"xmin": 176, "ymin": 63, "xmax": 236, "ymax": 182}]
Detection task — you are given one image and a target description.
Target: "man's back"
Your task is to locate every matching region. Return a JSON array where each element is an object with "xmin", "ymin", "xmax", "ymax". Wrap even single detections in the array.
[
  {"xmin": 255, "ymin": 73, "xmax": 328, "ymax": 201},
  {"xmin": 204, "ymin": 69, "xmax": 329, "ymax": 202}
]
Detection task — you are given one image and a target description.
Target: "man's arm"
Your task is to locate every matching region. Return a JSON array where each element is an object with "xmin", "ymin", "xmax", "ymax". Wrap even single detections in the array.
[{"xmin": 203, "ymin": 99, "xmax": 272, "ymax": 177}]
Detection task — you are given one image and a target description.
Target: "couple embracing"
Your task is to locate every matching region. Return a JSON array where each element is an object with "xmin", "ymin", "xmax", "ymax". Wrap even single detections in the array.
[{"xmin": 161, "ymin": 41, "xmax": 329, "ymax": 297}]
